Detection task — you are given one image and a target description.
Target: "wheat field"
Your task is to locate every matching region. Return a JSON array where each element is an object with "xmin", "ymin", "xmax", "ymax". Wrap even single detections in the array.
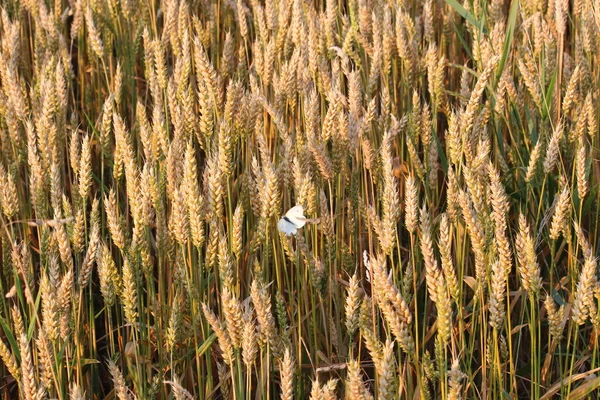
[{"xmin": 0, "ymin": 0, "xmax": 599, "ymax": 398}]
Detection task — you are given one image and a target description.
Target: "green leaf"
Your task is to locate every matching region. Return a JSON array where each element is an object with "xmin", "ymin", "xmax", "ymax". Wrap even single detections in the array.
[
  {"xmin": 445, "ymin": 0, "xmax": 486, "ymax": 33},
  {"xmin": 451, "ymin": 19, "xmax": 474, "ymax": 60},
  {"xmin": 197, "ymin": 333, "xmax": 218, "ymax": 357},
  {"xmin": 0, "ymin": 315, "xmax": 20, "ymax": 362},
  {"xmin": 495, "ymin": 0, "xmax": 519, "ymax": 86},
  {"xmin": 543, "ymin": 70, "xmax": 557, "ymax": 119},
  {"xmin": 434, "ymin": 129, "xmax": 448, "ymax": 173}
]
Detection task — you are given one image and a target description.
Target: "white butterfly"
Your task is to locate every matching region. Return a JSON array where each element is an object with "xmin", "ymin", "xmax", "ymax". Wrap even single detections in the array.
[{"xmin": 277, "ymin": 205, "xmax": 308, "ymax": 236}]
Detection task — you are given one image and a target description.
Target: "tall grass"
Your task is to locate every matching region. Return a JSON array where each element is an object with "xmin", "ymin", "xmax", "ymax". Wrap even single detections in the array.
[{"xmin": 0, "ymin": 0, "xmax": 599, "ymax": 398}]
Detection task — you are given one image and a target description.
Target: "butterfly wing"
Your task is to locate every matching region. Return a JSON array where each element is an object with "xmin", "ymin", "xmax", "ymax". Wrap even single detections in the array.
[
  {"xmin": 285, "ymin": 205, "xmax": 306, "ymax": 228},
  {"xmin": 278, "ymin": 217, "xmax": 297, "ymax": 236}
]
